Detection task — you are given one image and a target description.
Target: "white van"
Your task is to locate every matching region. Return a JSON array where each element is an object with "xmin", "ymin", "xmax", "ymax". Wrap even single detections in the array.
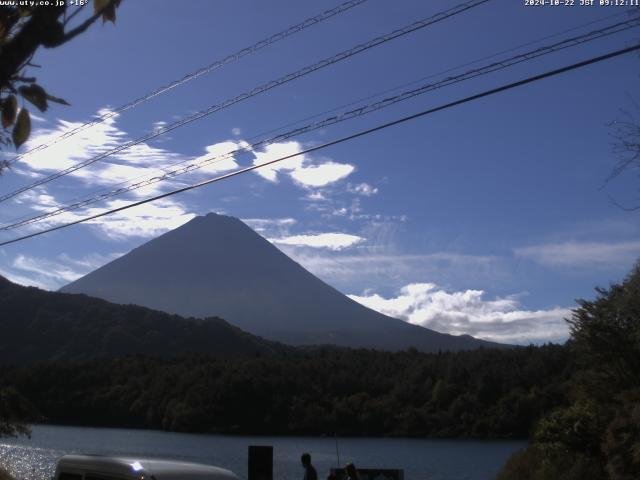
[{"xmin": 54, "ymin": 455, "xmax": 239, "ymax": 480}]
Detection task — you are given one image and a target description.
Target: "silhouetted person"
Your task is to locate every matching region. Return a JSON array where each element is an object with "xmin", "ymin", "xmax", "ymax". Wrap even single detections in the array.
[
  {"xmin": 345, "ymin": 463, "xmax": 360, "ymax": 480},
  {"xmin": 301, "ymin": 453, "xmax": 317, "ymax": 480}
]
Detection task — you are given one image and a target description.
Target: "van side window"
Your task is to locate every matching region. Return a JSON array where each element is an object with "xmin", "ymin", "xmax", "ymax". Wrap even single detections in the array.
[{"xmin": 58, "ymin": 473, "xmax": 83, "ymax": 480}]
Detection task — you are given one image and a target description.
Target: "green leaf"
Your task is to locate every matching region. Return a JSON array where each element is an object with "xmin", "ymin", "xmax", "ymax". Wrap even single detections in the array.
[
  {"xmin": 16, "ymin": 6, "xmax": 33, "ymax": 17},
  {"xmin": 95, "ymin": 0, "xmax": 117, "ymax": 23},
  {"xmin": 18, "ymin": 84, "xmax": 48, "ymax": 112},
  {"xmin": 102, "ymin": 3, "xmax": 116, "ymax": 24},
  {"xmin": 46, "ymin": 94, "xmax": 70, "ymax": 106},
  {"xmin": 0, "ymin": 20, "xmax": 7, "ymax": 44},
  {"xmin": 2, "ymin": 95, "xmax": 18, "ymax": 129},
  {"xmin": 94, "ymin": 0, "xmax": 110, "ymax": 14},
  {"xmin": 12, "ymin": 108, "xmax": 31, "ymax": 149}
]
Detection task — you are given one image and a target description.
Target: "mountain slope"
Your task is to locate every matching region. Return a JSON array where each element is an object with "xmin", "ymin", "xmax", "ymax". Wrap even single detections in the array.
[
  {"xmin": 0, "ymin": 275, "xmax": 285, "ymax": 362},
  {"xmin": 61, "ymin": 213, "xmax": 503, "ymax": 352}
]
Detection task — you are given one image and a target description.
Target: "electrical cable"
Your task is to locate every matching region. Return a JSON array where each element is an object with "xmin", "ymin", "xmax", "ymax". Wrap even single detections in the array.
[
  {"xmin": 0, "ymin": 0, "xmax": 491, "ymax": 203},
  {"xmin": 6, "ymin": 0, "xmax": 371, "ymax": 164},
  {"xmin": 1, "ymin": 42, "xmax": 636, "ymax": 248},
  {"xmin": 3, "ymin": 17, "xmax": 637, "ymax": 232}
]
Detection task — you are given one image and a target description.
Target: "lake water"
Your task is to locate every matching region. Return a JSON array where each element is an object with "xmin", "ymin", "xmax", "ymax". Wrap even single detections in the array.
[{"xmin": 0, "ymin": 425, "xmax": 525, "ymax": 480}]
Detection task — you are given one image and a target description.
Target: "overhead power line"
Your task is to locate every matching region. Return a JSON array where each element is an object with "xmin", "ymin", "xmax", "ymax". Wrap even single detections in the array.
[
  {"xmin": 227, "ymin": 9, "xmax": 635, "ymax": 144},
  {"xmin": 3, "ymin": 16, "xmax": 638, "ymax": 232},
  {"xmin": 7, "ymin": 0, "xmax": 370, "ymax": 165},
  {"xmin": 1, "ymin": 42, "xmax": 637, "ymax": 248},
  {"xmin": 0, "ymin": 0, "xmax": 491, "ymax": 204}
]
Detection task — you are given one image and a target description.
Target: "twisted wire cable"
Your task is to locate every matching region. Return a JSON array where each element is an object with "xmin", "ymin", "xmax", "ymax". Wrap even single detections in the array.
[
  {"xmin": 1, "ymin": 42, "xmax": 638, "ymax": 248},
  {"xmin": 3, "ymin": 16, "xmax": 638, "ymax": 232},
  {"xmin": 6, "ymin": 0, "xmax": 370, "ymax": 165},
  {"xmin": 0, "ymin": 0, "xmax": 491, "ymax": 204}
]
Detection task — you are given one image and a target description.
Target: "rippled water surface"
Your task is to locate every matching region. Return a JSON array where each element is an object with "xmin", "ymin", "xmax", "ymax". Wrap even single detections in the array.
[{"xmin": 0, "ymin": 425, "xmax": 525, "ymax": 480}]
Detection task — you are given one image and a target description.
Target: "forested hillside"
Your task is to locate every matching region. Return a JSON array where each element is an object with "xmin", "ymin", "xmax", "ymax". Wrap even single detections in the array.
[
  {"xmin": 0, "ymin": 276, "xmax": 286, "ymax": 361},
  {"xmin": 0, "ymin": 345, "xmax": 571, "ymax": 438}
]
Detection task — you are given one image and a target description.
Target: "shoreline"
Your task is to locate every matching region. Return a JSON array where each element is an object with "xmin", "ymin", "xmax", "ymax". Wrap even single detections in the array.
[{"xmin": 18, "ymin": 422, "xmax": 530, "ymax": 442}]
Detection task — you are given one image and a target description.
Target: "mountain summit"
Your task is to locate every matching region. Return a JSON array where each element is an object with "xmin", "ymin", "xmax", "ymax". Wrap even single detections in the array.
[{"xmin": 61, "ymin": 213, "xmax": 501, "ymax": 351}]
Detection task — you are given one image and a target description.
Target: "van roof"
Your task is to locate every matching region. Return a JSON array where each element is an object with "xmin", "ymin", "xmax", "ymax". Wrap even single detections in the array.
[{"xmin": 56, "ymin": 455, "xmax": 239, "ymax": 480}]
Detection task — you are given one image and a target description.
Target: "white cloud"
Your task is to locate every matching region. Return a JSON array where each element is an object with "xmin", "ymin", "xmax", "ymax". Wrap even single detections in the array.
[
  {"xmin": 279, "ymin": 249, "xmax": 510, "ymax": 303},
  {"xmin": 348, "ymin": 283, "xmax": 571, "ymax": 344},
  {"xmin": 20, "ymin": 109, "xmax": 133, "ymax": 172},
  {"xmin": 242, "ymin": 218, "xmax": 297, "ymax": 227},
  {"xmin": 4, "ymin": 181, "xmax": 194, "ymax": 242},
  {"xmin": 290, "ymin": 162, "xmax": 354, "ymax": 188},
  {"xmin": 0, "ymin": 109, "xmax": 252, "ymax": 239},
  {"xmin": 188, "ymin": 141, "xmax": 241, "ymax": 176},
  {"xmin": 57, "ymin": 252, "xmax": 124, "ymax": 271},
  {"xmin": 515, "ymin": 240, "xmax": 640, "ymax": 268},
  {"xmin": 29, "ymin": 112, "xmax": 46, "ymax": 123},
  {"xmin": 152, "ymin": 121, "xmax": 168, "ymax": 132},
  {"xmin": 9, "ymin": 166, "xmax": 43, "ymax": 178},
  {"xmin": 27, "ymin": 197, "xmax": 196, "ymax": 241},
  {"xmin": 81, "ymin": 199, "xmax": 196, "ymax": 241},
  {"xmin": 15, "ymin": 108, "xmax": 241, "ymax": 199},
  {"xmin": 329, "ymin": 198, "xmax": 362, "ymax": 218},
  {"xmin": 1, "ymin": 252, "xmax": 123, "ymax": 290},
  {"xmin": 347, "ymin": 182, "xmax": 378, "ymax": 196},
  {"xmin": 13, "ymin": 254, "xmax": 86, "ymax": 283},
  {"xmin": 305, "ymin": 191, "xmax": 326, "ymax": 201},
  {"xmin": 272, "ymin": 232, "xmax": 364, "ymax": 251},
  {"xmin": 232, "ymin": 127, "xmax": 242, "ymax": 136},
  {"xmin": 71, "ymin": 162, "xmax": 172, "ymax": 197},
  {"xmin": 13, "ymin": 188, "xmax": 58, "ymax": 208},
  {"xmin": 251, "ymin": 141, "xmax": 354, "ymax": 188},
  {"xmin": 0, "ymin": 266, "xmax": 54, "ymax": 290},
  {"xmin": 252, "ymin": 142, "xmax": 304, "ymax": 182},
  {"xmin": 242, "ymin": 217, "xmax": 296, "ymax": 234}
]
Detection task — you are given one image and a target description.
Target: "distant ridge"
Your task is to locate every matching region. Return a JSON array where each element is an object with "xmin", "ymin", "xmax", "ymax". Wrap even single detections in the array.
[
  {"xmin": 61, "ymin": 213, "xmax": 505, "ymax": 352},
  {"xmin": 0, "ymin": 275, "xmax": 286, "ymax": 362}
]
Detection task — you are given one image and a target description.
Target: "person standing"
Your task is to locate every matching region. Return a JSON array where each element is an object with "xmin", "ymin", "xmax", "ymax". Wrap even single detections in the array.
[
  {"xmin": 301, "ymin": 453, "xmax": 318, "ymax": 480},
  {"xmin": 344, "ymin": 463, "xmax": 360, "ymax": 480}
]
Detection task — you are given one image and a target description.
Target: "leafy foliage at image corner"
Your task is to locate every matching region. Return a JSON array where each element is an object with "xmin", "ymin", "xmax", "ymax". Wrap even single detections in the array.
[
  {"xmin": 0, "ymin": 0, "xmax": 121, "ymax": 157},
  {"xmin": 497, "ymin": 263, "xmax": 640, "ymax": 480}
]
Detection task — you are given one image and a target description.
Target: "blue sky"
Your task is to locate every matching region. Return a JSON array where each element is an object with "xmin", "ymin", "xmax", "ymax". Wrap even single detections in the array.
[{"xmin": 0, "ymin": 0, "xmax": 639, "ymax": 344}]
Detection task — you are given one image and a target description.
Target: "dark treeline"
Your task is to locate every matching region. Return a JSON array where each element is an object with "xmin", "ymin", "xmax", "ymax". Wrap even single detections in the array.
[{"xmin": 1, "ymin": 344, "xmax": 571, "ymax": 439}]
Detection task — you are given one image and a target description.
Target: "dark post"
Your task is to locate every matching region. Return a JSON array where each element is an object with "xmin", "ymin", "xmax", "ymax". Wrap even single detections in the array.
[{"xmin": 248, "ymin": 445, "xmax": 273, "ymax": 480}]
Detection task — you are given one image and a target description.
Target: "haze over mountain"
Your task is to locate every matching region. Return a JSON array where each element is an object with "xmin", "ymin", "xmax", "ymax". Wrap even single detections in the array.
[{"xmin": 61, "ymin": 213, "xmax": 503, "ymax": 352}]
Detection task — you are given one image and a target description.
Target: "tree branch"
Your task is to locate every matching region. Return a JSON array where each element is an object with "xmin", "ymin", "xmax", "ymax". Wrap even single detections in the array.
[
  {"xmin": 0, "ymin": 1, "xmax": 121, "ymax": 88},
  {"xmin": 607, "ymin": 193, "xmax": 640, "ymax": 212},
  {"xmin": 53, "ymin": 0, "xmax": 119, "ymax": 46},
  {"xmin": 0, "ymin": 7, "xmax": 65, "ymax": 88},
  {"xmin": 63, "ymin": 3, "xmax": 86, "ymax": 27}
]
